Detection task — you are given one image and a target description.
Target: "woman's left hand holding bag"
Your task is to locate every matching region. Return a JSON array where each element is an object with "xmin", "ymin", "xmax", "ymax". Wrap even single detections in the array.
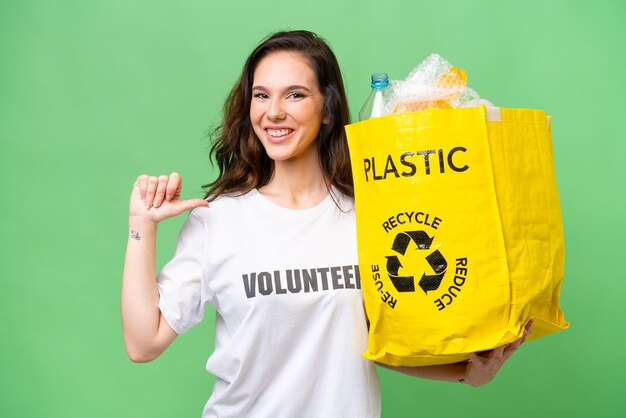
[{"xmin": 463, "ymin": 320, "xmax": 534, "ymax": 387}]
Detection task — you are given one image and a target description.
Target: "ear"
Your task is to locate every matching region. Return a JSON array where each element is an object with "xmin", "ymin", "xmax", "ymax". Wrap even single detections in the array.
[{"xmin": 322, "ymin": 114, "xmax": 330, "ymax": 125}]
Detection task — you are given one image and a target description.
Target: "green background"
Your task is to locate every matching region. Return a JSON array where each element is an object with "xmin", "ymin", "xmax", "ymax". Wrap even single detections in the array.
[{"xmin": 1, "ymin": 0, "xmax": 624, "ymax": 417}]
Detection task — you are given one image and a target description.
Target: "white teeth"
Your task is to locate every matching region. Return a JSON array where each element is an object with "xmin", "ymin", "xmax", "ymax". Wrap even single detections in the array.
[{"xmin": 267, "ymin": 129, "xmax": 292, "ymax": 137}]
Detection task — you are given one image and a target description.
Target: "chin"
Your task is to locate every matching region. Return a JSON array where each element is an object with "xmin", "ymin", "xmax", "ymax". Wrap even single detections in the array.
[
  {"xmin": 256, "ymin": 134, "xmax": 318, "ymax": 164},
  {"xmin": 263, "ymin": 149, "xmax": 298, "ymax": 162}
]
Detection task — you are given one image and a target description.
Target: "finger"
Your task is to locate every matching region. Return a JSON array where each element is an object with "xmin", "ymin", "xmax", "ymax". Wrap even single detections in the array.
[
  {"xmin": 520, "ymin": 321, "xmax": 533, "ymax": 345},
  {"xmin": 509, "ymin": 320, "xmax": 533, "ymax": 349},
  {"xmin": 468, "ymin": 352, "xmax": 484, "ymax": 365},
  {"xmin": 153, "ymin": 175, "xmax": 169, "ymax": 207},
  {"xmin": 503, "ymin": 341, "xmax": 520, "ymax": 360},
  {"xmin": 145, "ymin": 176, "xmax": 159, "ymax": 209},
  {"xmin": 178, "ymin": 198, "xmax": 210, "ymax": 212},
  {"xmin": 505, "ymin": 327, "xmax": 531, "ymax": 357},
  {"xmin": 166, "ymin": 172, "xmax": 182, "ymax": 201},
  {"xmin": 137, "ymin": 175, "xmax": 149, "ymax": 202},
  {"xmin": 507, "ymin": 338, "xmax": 523, "ymax": 353},
  {"xmin": 488, "ymin": 345, "xmax": 506, "ymax": 359}
]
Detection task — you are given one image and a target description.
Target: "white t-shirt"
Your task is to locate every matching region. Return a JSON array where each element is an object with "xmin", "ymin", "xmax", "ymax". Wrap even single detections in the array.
[{"xmin": 156, "ymin": 188, "xmax": 381, "ymax": 418}]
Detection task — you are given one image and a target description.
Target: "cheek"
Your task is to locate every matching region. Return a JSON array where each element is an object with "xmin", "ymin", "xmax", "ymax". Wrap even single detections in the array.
[
  {"xmin": 297, "ymin": 104, "xmax": 324, "ymax": 126},
  {"xmin": 249, "ymin": 103, "xmax": 263, "ymax": 123},
  {"xmin": 249, "ymin": 113, "xmax": 263, "ymax": 138},
  {"xmin": 249, "ymin": 106, "xmax": 259, "ymax": 124},
  {"xmin": 309, "ymin": 100, "xmax": 326, "ymax": 125}
]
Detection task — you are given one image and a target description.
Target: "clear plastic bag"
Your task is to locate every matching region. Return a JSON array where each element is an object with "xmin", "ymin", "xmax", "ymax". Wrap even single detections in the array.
[{"xmin": 384, "ymin": 54, "xmax": 488, "ymax": 115}]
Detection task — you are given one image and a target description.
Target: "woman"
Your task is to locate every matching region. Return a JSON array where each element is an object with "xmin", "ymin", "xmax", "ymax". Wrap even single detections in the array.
[{"xmin": 121, "ymin": 30, "xmax": 530, "ymax": 418}]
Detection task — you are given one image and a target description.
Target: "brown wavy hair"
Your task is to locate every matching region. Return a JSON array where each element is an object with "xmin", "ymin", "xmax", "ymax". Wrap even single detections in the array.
[{"xmin": 202, "ymin": 30, "xmax": 353, "ymax": 201}]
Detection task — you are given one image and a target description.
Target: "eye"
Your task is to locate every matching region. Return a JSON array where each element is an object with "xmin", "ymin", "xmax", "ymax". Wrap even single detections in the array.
[
  {"xmin": 287, "ymin": 91, "xmax": 305, "ymax": 100},
  {"xmin": 253, "ymin": 92, "xmax": 269, "ymax": 100}
]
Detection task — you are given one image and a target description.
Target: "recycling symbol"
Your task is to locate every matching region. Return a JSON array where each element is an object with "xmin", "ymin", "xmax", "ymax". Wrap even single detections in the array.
[{"xmin": 385, "ymin": 230, "xmax": 448, "ymax": 293}]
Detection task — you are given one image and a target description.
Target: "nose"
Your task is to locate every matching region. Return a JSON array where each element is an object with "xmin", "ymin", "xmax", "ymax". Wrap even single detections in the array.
[{"xmin": 267, "ymin": 99, "xmax": 286, "ymax": 121}]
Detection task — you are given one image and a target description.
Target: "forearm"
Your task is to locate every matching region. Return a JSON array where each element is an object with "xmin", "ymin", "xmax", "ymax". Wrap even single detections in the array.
[
  {"xmin": 121, "ymin": 216, "xmax": 164, "ymax": 361},
  {"xmin": 377, "ymin": 361, "xmax": 469, "ymax": 384}
]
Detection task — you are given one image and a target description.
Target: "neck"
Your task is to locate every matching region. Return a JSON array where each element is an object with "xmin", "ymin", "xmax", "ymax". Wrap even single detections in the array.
[{"xmin": 258, "ymin": 150, "xmax": 329, "ymax": 209}]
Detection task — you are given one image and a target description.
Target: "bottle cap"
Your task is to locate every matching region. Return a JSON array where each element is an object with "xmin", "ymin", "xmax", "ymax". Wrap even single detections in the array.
[{"xmin": 371, "ymin": 73, "xmax": 389, "ymax": 88}]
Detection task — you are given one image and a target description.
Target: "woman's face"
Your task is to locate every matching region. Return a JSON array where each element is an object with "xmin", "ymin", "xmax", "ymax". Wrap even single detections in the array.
[{"xmin": 250, "ymin": 51, "xmax": 326, "ymax": 164}]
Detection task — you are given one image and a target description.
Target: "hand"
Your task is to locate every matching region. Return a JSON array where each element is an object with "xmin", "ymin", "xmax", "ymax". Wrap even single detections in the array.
[
  {"xmin": 129, "ymin": 172, "xmax": 209, "ymax": 224},
  {"xmin": 464, "ymin": 320, "xmax": 534, "ymax": 387}
]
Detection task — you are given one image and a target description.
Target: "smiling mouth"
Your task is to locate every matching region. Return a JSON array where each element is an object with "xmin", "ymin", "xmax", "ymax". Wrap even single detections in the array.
[{"xmin": 266, "ymin": 128, "xmax": 294, "ymax": 137}]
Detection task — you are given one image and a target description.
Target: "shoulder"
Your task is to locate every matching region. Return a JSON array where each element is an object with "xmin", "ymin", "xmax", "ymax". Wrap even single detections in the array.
[{"xmin": 331, "ymin": 187, "xmax": 355, "ymax": 213}]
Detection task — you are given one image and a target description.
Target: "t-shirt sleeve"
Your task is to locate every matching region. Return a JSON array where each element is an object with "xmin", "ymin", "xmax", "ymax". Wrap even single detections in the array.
[{"xmin": 156, "ymin": 212, "xmax": 208, "ymax": 335}]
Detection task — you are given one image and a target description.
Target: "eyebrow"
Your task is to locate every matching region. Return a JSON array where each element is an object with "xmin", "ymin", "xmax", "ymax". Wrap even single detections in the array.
[{"xmin": 252, "ymin": 85, "xmax": 312, "ymax": 92}]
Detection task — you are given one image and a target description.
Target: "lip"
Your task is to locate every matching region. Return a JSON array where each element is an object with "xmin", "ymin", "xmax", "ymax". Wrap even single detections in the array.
[{"xmin": 263, "ymin": 127, "xmax": 295, "ymax": 144}]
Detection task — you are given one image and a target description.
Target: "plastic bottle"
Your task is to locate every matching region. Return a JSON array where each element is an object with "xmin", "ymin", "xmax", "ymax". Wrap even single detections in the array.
[{"xmin": 358, "ymin": 73, "xmax": 390, "ymax": 121}]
